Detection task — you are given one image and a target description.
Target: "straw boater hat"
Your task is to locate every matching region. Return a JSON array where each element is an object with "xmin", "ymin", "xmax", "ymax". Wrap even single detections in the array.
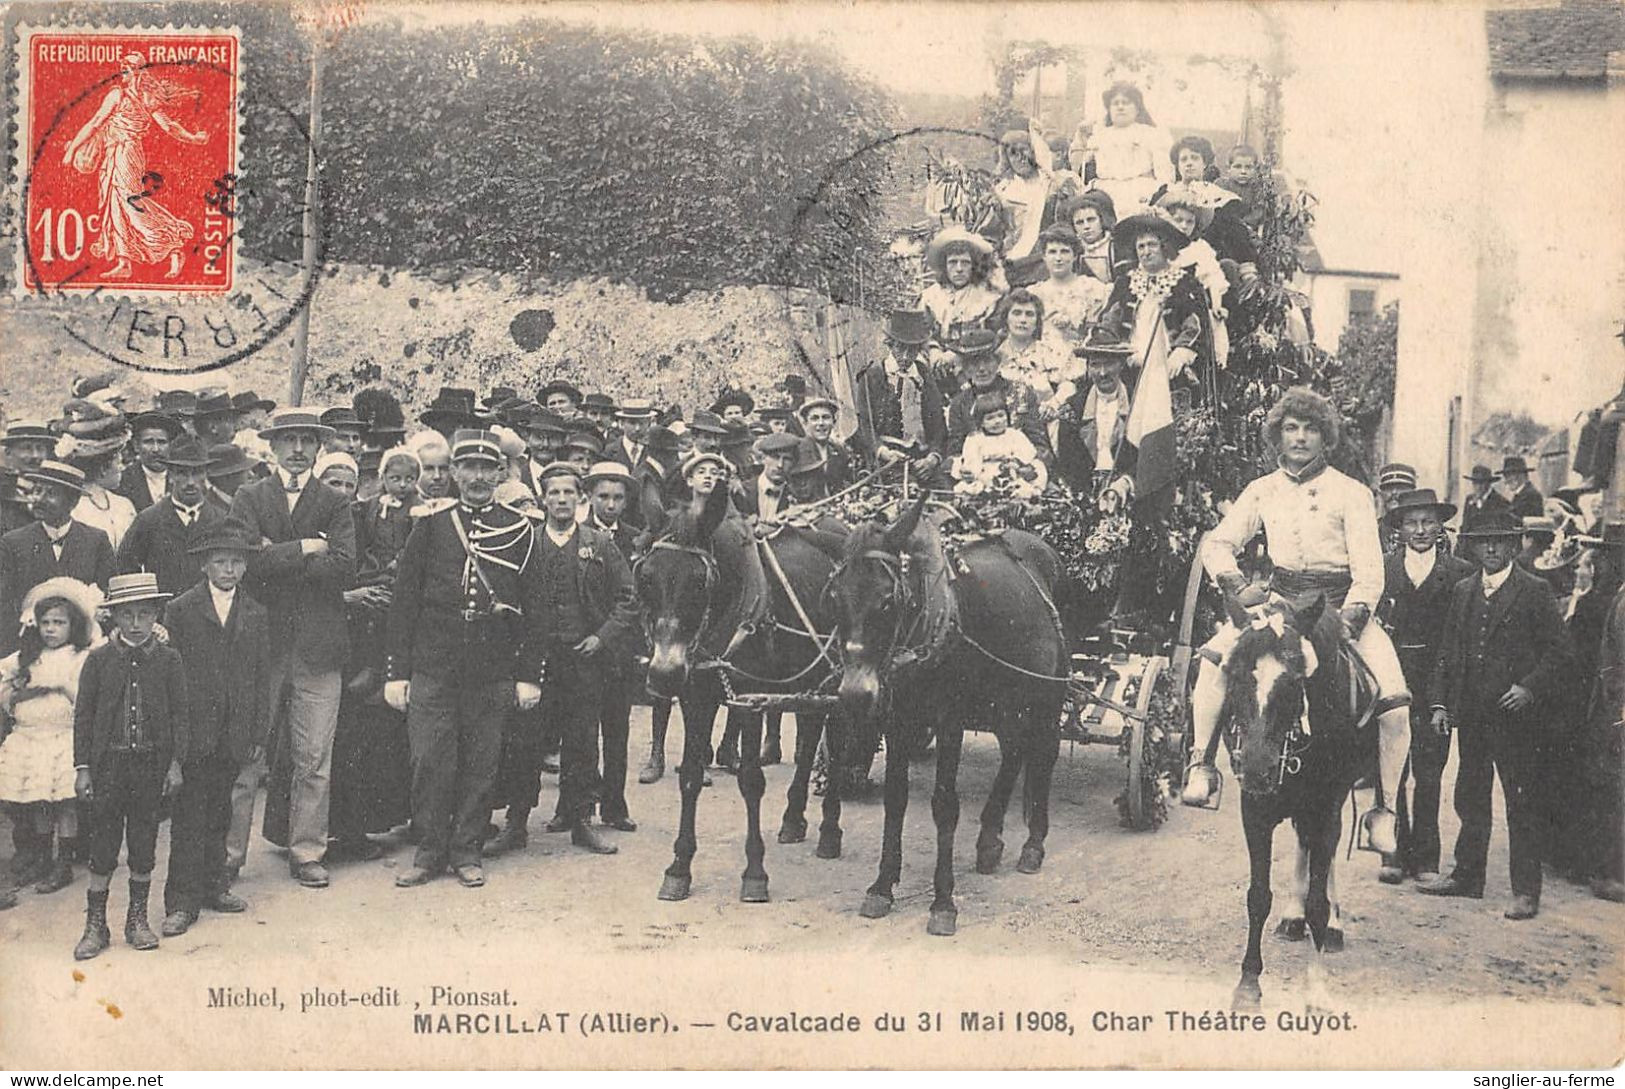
[
  {"xmin": 1458, "ymin": 510, "xmax": 1523, "ymax": 539},
  {"xmin": 583, "ymin": 461, "xmax": 633, "ymax": 490},
  {"xmin": 1, "ymin": 421, "xmax": 56, "ymax": 446},
  {"xmin": 259, "ymin": 409, "xmax": 336, "ymax": 441},
  {"xmin": 1384, "ymin": 488, "xmax": 1457, "ymax": 526},
  {"xmin": 615, "ymin": 397, "xmax": 658, "ymax": 420},
  {"xmin": 102, "ymin": 571, "xmax": 171, "ymax": 609},
  {"xmin": 21, "ymin": 461, "xmax": 87, "ymax": 495}
]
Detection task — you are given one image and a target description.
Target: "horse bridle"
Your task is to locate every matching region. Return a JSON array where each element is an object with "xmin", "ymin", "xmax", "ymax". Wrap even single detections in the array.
[
  {"xmin": 826, "ymin": 546, "xmax": 939, "ymax": 678},
  {"xmin": 634, "ymin": 536, "xmax": 721, "ymax": 659}
]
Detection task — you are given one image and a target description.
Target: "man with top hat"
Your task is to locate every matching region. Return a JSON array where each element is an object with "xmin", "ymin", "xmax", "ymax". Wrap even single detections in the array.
[
  {"xmin": 0, "ymin": 461, "xmax": 114, "ymax": 656},
  {"xmin": 227, "ymin": 409, "xmax": 357, "ymax": 889},
  {"xmin": 1182, "ymin": 388, "xmax": 1413, "ymax": 859},
  {"xmin": 116, "ymin": 413, "xmax": 185, "ymax": 513},
  {"xmin": 385, "ymin": 431, "xmax": 548, "ymax": 887},
  {"xmin": 538, "ymin": 380, "xmax": 583, "ymax": 419},
  {"xmin": 115, "ymin": 436, "xmax": 226, "ymax": 596},
  {"xmin": 797, "ymin": 397, "xmax": 854, "ymax": 491},
  {"xmin": 945, "ymin": 328, "xmax": 1053, "ymax": 470},
  {"xmin": 1055, "ymin": 319, "xmax": 1137, "ymax": 493},
  {"xmin": 853, "ymin": 310, "xmax": 945, "ymax": 469},
  {"xmin": 1, "ymin": 421, "xmax": 59, "ymax": 535},
  {"xmin": 1419, "ymin": 510, "xmax": 1574, "ymax": 919},
  {"xmin": 158, "ymin": 517, "xmax": 271, "ymax": 936},
  {"xmin": 1374, "ymin": 488, "xmax": 1477, "ymax": 885},
  {"xmin": 191, "ymin": 390, "xmax": 239, "ymax": 448},
  {"xmin": 489, "ymin": 461, "xmax": 636, "ymax": 856},
  {"xmin": 1498, "ymin": 455, "xmax": 1544, "ymax": 520},
  {"xmin": 608, "ymin": 398, "xmax": 658, "ymax": 474}
]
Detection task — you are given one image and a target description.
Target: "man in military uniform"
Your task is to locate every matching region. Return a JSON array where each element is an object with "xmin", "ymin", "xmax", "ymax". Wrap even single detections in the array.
[
  {"xmin": 1375, "ymin": 488, "xmax": 1477, "ymax": 885},
  {"xmin": 385, "ymin": 431, "xmax": 546, "ymax": 888}
]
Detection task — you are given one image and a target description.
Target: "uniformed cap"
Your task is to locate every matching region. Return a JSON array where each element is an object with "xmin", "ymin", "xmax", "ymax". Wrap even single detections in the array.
[
  {"xmin": 450, "ymin": 428, "xmax": 504, "ymax": 465},
  {"xmin": 1377, "ymin": 463, "xmax": 1417, "ymax": 490}
]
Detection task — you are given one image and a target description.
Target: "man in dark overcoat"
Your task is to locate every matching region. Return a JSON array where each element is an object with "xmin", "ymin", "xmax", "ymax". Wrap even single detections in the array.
[
  {"xmin": 1420, "ymin": 510, "xmax": 1574, "ymax": 919},
  {"xmin": 0, "ymin": 461, "xmax": 114, "ymax": 656},
  {"xmin": 1375, "ymin": 488, "xmax": 1477, "ymax": 885},
  {"xmin": 115, "ymin": 436, "xmax": 224, "ymax": 596}
]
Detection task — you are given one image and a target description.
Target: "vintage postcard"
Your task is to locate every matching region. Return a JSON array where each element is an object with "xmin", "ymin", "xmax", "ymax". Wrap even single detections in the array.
[{"xmin": 0, "ymin": 0, "xmax": 1621, "ymax": 1073}]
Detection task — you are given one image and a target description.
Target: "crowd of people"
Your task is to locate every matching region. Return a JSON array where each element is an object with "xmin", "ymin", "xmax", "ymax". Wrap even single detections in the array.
[{"xmin": 0, "ymin": 78, "xmax": 1618, "ymax": 966}]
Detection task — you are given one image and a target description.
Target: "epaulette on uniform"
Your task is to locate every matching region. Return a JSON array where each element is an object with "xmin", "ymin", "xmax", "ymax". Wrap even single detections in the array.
[{"xmin": 409, "ymin": 497, "xmax": 457, "ymax": 518}]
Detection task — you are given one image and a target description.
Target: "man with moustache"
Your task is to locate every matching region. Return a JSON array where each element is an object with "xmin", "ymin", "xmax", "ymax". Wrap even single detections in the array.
[
  {"xmin": 115, "ymin": 436, "xmax": 225, "ymax": 595},
  {"xmin": 0, "ymin": 461, "xmax": 114, "ymax": 656}
]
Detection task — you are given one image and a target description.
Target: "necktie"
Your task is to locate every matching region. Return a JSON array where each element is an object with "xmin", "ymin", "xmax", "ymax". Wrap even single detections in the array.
[{"xmin": 285, "ymin": 473, "xmax": 303, "ymax": 494}]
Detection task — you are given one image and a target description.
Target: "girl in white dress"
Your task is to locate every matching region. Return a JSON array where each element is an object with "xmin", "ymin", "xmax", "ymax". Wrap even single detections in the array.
[
  {"xmin": 1071, "ymin": 82, "xmax": 1172, "ymax": 220},
  {"xmin": 0, "ymin": 578, "xmax": 105, "ymax": 897}
]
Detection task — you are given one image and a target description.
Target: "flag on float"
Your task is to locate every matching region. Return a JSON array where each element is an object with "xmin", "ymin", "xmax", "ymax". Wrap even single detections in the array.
[{"xmin": 1124, "ymin": 333, "xmax": 1177, "ymax": 498}]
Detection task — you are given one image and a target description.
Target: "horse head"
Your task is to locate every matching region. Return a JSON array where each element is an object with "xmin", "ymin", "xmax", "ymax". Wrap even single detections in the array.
[
  {"xmin": 1221, "ymin": 593, "xmax": 1326, "ymax": 796},
  {"xmin": 832, "ymin": 491, "xmax": 930, "ymax": 723},
  {"xmin": 636, "ymin": 487, "xmax": 731, "ymax": 698}
]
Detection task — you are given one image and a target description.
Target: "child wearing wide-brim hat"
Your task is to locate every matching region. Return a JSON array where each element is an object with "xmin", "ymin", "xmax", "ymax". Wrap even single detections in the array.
[{"xmin": 71, "ymin": 572, "xmax": 188, "ymax": 960}]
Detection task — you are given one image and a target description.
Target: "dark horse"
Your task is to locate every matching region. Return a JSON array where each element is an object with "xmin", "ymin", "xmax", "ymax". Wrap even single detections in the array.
[
  {"xmin": 831, "ymin": 494, "xmax": 1068, "ymax": 936},
  {"xmin": 1221, "ymin": 593, "xmax": 1380, "ymax": 1010},
  {"xmin": 637, "ymin": 486, "xmax": 849, "ymax": 903}
]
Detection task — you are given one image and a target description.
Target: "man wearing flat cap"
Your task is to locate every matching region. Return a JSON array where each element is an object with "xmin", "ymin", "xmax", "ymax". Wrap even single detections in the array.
[
  {"xmin": 1374, "ymin": 488, "xmax": 1476, "ymax": 886},
  {"xmin": 228, "ymin": 410, "xmax": 357, "ymax": 890},
  {"xmin": 385, "ymin": 430, "xmax": 548, "ymax": 888},
  {"xmin": 739, "ymin": 431, "xmax": 799, "ymax": 520}
]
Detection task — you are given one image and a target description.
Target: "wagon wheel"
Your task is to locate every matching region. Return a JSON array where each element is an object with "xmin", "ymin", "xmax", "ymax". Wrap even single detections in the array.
[{"xmin": 1124, "ymin": 655, "xmax": 1166, "ymax": 831}]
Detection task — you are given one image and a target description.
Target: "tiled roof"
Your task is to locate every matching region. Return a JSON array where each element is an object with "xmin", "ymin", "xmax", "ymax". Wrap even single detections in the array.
[{"xmin": 1486, "ymin": 0, "xmax": 1625, "ymax": 80}]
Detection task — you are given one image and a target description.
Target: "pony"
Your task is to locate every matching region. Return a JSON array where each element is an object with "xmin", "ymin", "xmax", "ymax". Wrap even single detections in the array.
[
  {"xmin": 830, "ymin": 493, "xmax": 1068, "ymax": 936},
  {"xmin": 1220, "ymin": 593, "xmax": 1379, "ymax": 1010},
  {"xmin": 636, "ymin": 486, "xmax": 849, "ymax": 903}
]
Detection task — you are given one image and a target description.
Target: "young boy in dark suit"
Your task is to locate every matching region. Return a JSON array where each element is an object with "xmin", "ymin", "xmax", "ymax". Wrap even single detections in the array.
[
  {"xmin": 71, "ymin": 573, "xmax": 189, "ymax": 960},
  {"xmin": 159, "ymin": 520, "xmax": 272, "ymax": 936}
]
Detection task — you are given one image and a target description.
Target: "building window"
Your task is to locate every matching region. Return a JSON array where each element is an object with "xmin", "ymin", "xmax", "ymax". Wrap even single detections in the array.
[{"xmin": 1348, "ymin": 288, "xmax": 1377, "ymax": 323}]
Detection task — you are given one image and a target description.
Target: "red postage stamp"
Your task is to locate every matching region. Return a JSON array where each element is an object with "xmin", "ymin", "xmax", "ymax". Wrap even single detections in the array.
[{"xmin": 15, "ymin": 25, "xmax": 241, "ymax": 297}]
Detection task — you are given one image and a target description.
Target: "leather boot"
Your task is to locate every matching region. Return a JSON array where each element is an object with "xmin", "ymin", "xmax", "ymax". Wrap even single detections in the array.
[
  {"xmin": 74, "ymin": 888, "xmax": 111, "ymax": 960},
  {"xmin": 484, "ymin": 809, "xmax": 531, "ymax": 856},
  {"xmin": 124, "ymin": 879, "xmax": 160, "ymax": 951}
]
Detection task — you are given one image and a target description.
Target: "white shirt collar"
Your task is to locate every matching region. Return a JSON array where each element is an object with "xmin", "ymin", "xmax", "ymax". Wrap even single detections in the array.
[
  {"xmin": 1481, "ymin": 564, "xmax": 1513, "ymax": 597},
  {"xmin": 1403, "ymin": 546, "xmax": 1437, "ymax": 587},
  {"xmin": 42, "ymin": 519, "xmax": 72, "ymax": 543},
  {"xmin": 143, "ymin": 464, "xmax": 167, "ymax": 488},
  {"xmin": 208, "ymin": 582, "xmax": 236, "ymax": 624},
  {"xmin": 545, "ymin": 523, "xmax": 576, "ymax": 548}
]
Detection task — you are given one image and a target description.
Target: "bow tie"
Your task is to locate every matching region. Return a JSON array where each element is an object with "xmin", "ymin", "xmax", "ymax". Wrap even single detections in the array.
[{"xmin": 764, "ymin": 485, "xmax": 782, "ymax": 499}]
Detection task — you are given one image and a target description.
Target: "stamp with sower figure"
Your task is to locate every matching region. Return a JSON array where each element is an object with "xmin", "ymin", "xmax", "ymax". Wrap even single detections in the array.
[{"xmin": 17, "ymin": 25, "xmax": 241, "ymax": 296}]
